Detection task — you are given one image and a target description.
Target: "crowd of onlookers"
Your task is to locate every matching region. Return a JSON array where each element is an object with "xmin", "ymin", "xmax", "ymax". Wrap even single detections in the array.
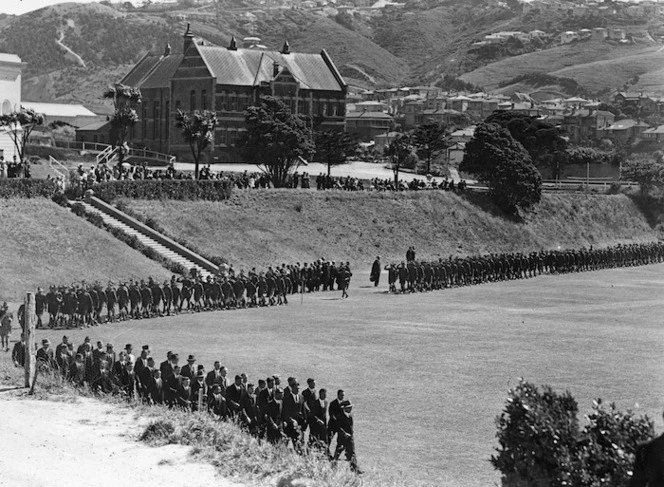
[
  {"xmin": 371, "ymin": 177, "xmax": 467, "ymax": 192},
  {"xmin": 9, "ymin": 335, "xmax": 360, "ymax": 472},
  {"xmin": 0, "ymin": 155, "xmax": 30, "ymax": 179}
]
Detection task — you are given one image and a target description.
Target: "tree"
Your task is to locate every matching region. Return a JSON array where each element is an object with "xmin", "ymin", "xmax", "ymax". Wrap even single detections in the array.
[
  {"xmin": 485, "ymin": 111, "xmax": 567, "ymax": 165},
  {"xmin": 412, "ymin": 121, "xmax": 450, "ymax": 174},
  {"xmin": 460, "ymin": 122, "xmax": 542, "ymax": 215},
  {"xmin": 239, "ymin": 96, "xmax": 314, "ymax": 188},
  {"xmin": 103, "ymin": 83, "xmax": 142, "ymax": 170},
  {"xmin": 384, "ymin": 133, "xmax": 413, "ymax": 187},
  {"xmin": 621, "ymin": 154, "xmax": 664, "ymax": 195},
  {"xmin": 175, "ymin": 109, "xmax": 218, "ymax": 180},
  {"xmin": 0, "ymin": 107, "xmax": 45, "ymax": 167},
  {"xmin": 314, "ymin": 129, "xmax": 359, "ymax": 176}
]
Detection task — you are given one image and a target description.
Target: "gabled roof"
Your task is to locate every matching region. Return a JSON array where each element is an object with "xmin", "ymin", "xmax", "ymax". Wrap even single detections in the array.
[
  {"xmin": 121, "ymin": 52, "xmax": 184, "ymax": 90},
  {"xmin": 196, "ymin": 45, "xmax": 345, "ymax": 91},
  {"xmin": 643, "ymin": 125, "xmax": 664, "ymax": 134},
  {"xmin": 345, "ymin": 111, "xmax": 393, "ymax": 119},
  {"xmin": 76, "ymin": 120, "xmax": 111, "ymax": 131}
]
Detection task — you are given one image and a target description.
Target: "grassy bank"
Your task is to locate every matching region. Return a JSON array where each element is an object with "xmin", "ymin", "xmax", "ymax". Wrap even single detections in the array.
[
  {"xmin": 0, "ymin": 198, "xmax": 170, "ymax": 302},
  {"xmin": 123, "ymin": 190, "xmax": 661, "ymax": 270}
]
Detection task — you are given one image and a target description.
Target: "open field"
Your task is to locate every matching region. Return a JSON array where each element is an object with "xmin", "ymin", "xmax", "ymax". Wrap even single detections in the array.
[
  {"xmin": 124, "ymin": 191, "xmax": 661, "ymax": 271},
  {"xmin": 25, "ymin": 264, "xmax": 664, "ymax": 486},
  {"xmin": 0, "ymin": 199, "xmax": 170, "ymax": 302}
]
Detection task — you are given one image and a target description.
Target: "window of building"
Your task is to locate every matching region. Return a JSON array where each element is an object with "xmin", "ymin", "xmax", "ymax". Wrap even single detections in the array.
[
  {"xmin": 201, "ymin": 90, "xmax": 207, "ymax": 111},
  {"xmin": 164, "ymin": 101, "xmax": 170, "ymax": 140},
  {"xmin": 153, "ymin": 101, "xmax": 160, "ymax": 140},
  {"xmin": 142, "ymin": 105, "xmax": 148, "ymax": 139},
  {"xmin": 190, "ymin": 90, "xmax": 196, "ymax": 111},
  {"xmin": 229, "ymin": 94, "xmax": 237, "ymax": 112}
]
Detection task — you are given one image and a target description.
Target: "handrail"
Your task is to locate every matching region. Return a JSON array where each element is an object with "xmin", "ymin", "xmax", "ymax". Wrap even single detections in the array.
[
  {"xmin": 88, "ymin": 194, "xmax": 219, "ymax": 275},
  {"xmin": 49, "ymin": 155, "xmax": 68, "ymax": 179},
  {"xmin": 55, "ymin": 139, "xmax": 177, "ymax": 165}
]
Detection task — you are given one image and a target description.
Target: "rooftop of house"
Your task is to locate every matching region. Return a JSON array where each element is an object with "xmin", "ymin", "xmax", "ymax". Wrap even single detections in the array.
[{"xmin": 22, "ymin": 101, "xmax": 97, "ymax": 117}]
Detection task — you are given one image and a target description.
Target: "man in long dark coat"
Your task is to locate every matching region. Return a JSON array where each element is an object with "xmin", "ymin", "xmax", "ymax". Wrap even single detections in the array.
[{"xmin": 370, "ymin": 256, "xmax": 381, "ymax": 287}]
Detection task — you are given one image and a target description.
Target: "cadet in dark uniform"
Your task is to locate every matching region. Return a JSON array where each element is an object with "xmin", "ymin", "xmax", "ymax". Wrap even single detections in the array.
[{"xmin": 370, "ymin": 257, "xmax": 381, "ymax": 287}]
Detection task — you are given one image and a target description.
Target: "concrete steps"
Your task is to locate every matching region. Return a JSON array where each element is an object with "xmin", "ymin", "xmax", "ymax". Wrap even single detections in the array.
[{"xmin": 70, "ymin": 200, "xmax": 214, "ymax": 279}]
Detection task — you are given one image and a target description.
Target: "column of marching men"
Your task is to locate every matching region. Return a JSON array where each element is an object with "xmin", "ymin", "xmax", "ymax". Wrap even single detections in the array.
[
  {"xmin": 19, "ymin": 260, "xmax": 352, "ymax": 329},
  {"xmin": 381, "ymin": 242, "xmax": 664, "ymax": 293},
  {"xmin": 10, "ymin": 337, "xmax": 361, "ymax": 473}
]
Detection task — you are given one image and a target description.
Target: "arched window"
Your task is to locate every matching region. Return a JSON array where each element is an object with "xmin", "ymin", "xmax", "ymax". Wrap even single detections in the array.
[
  {"xmin": 2, "ymin": 100, "xmax": 11, "ymax": 115},
  {"xmin": 190, "ymin": 90, "xmax": 196, "ymax": 111}
]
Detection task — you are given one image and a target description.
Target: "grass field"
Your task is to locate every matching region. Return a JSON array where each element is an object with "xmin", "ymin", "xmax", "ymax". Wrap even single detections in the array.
[
  {"xmin": 0, "ymin": 199, "xmax": 170, "ymax": 302},
  {"xmin": 24, "ymin": 264, "xmax": 664, "ymax": 486},
  {"xmin": 124, "ymin": 191, "xmax": 660, "ymax": 271}
]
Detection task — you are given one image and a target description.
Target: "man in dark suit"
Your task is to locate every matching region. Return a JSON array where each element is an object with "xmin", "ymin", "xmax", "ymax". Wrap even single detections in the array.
[
  {"xmin": 308, "ymin": 388, "xmax": 329, "ymax": 451},
  {"xmin": 266, "ymin": 388, "xmax": 285, "ymax": 444},
  {"xmin": 176, "ymin": 376, "xmax": 193, "ymax": 410},
  {"xmin": 12, "ymin": 332, "xmax": 26, "ymax": 368},
  {"xmin": 180, "ymin": 355, "xmax": 197, "ymax": 382},
  {"xmin": 120, "ymin": 361, "xmax": 139, "ymax": 400},
  {"xmin": 333, "ymin": 400, "xmax": 361, "ymax": 473},
  {"xmin": 208, "ymin": 384, "xmax": 228, "ymax": 419},
  {"xmin": 139, "ymin": 357, "xmax": 156, "ymax": 401},
  {"xmin": 166, "ymin": 365, "xmax": 182, "ymax": 407},
  {"xmin": 328, "ymin": 389, "xmax": 345, "ymax": 448},
  {"xmin": 205, "ymin": 361, "xmax": 223, "ymax": 389},
  {"xmin": 149, "ymin": 369, "xmax": 165, "ymax": 405},
  {"xmin": 370, "ymin": 256, "xmax": 381, "ymax": 287},
  {"xmin": 226, "ymin": 374, "xmax": 246, "ymax": 418},
  {"xmin": 190, "ymin": 370, "xmax": 208, "ymax": 412},
  {"xmin": 240, "ymin": 383, "xmax": 259, "ymax": 436},
  {"xmin": 159, "ymin": 351, "xmax": 173, "ymax": 376},
  {"xmin": 68, "ymin": 353, "xmax": 86, "ymax": 387},
  {"xmin": 283, "ymin": 379, "xmax": 305, "ymax": 452}
]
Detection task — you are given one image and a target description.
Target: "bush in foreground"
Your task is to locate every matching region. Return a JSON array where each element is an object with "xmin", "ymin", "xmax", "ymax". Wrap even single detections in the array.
[
  {"xmin": 492, "ymin": 379, "xmax": 654, "ymax": 487},
  {"xmin": 88, "ymin": 179, "xmax": 233, "ymax": 203}
]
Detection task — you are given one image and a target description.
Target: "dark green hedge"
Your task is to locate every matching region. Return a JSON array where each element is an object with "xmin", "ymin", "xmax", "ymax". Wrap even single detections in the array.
[
  {"xmin": 90, "ymin": 179, "xmax": 234, "ymax": 203},
  {"xmin": 0, "ymin": 178, "xmax": 59, "ymax": 198}
]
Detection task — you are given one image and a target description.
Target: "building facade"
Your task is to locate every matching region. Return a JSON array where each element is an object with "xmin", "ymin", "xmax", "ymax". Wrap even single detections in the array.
[
  {"xmin": 0, "ymin": 53, "xmax": 26, "ymax": 159},
  {"xmin": 122, "ymin": 27, "xmax": 347, "ymax": 163}
]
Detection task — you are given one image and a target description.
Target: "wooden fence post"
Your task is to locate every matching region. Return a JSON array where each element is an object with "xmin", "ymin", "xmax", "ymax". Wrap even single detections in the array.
[{"xmin": 24, "ymin": 293, "xmax": 36, "ymax": 388}]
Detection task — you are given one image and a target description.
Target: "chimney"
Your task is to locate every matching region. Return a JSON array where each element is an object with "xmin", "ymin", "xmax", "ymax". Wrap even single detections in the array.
[
  {"xmin": 281, "ymin": 40, "xmax": 290, "ymax": 54},
  {"xmin": 273, "ymin": 61, "xmax": 280, "ymax": 78},
  {"xmin": 229, "ymin": 36, "xmax": 238, "ymax": 51},
  {"xmin": 183, "ymin": 23, "xmax": 194, "ymax": 53},
  {"xmin": 164, "ymin": 42, "xmax": 172, "ymax": 56}
]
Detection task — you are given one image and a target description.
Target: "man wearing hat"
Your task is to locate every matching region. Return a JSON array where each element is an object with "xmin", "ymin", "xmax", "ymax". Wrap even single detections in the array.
[
  {"xmin": 240, "ymin": 383, "xmax": 259, "ymax": 436},
  {"xmin": 36, "ymin": 339, "xmax": 55, "ymax": 370},
  {"xmin": 191, "ymin": 370, "xmax": 208, "ymax": 412},
  {"xmin": 205, "ymin": 361, "xmax": 223, "ymax": 389},
  {"xmin": 149, "ymin": 369, "xmax": 165, "ymax": 405},
  {"xmin": 176, "ymin": 376, "xmax": 193, "ymax": 410},
  {"xmin": 180, "ymin": 354, "xmax": 197, "ymax": 382},
  {"xmin": 139, "ymin": 357, "xmax": 157, "ymax": 402},
  {"xmin": 159, "ymin": 351, "xmax": 173, "ymax": 377},
  {"xmin": 333, "ymin": 399, "xmax": 361, "ymax": 473},
  {"xmin": 328, "ymin": 389, "xmax": 345, "ymax": 448},
  {"xmin": 55, "ymin": 335, "xmax": 71, "ymax": 372},
  {"xmin": 125, "ymin": 344, "xmax": 135, "ymax": 364},
  {"xmin": 134, "ymin": 345, "xmax": 150, "ymax": 389},
  {"xmin": 12, "ymin": 332, "xmax": 26, "ymax": 368},
  {"xmin": 103, "ymin": 343, "xmax": 116, "ymax": 371}
]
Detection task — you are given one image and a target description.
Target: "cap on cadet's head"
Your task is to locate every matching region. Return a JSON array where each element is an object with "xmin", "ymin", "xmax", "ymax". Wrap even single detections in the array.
[
  {"xmin": 42, "ymin": 339, "xmax": 50, "ymax": 345},
  {"xmin": 187, "ymin": 354, "xmax": 196, "ymax": 362},
  {"xmin": 125, "ymin": 344, "xmax": 132, "ymax": 350},
  {"xmin": 142, "ymin": 345, "xmax": 149, "ymax": 351},
  {"xmin": 197, "ymin": 364, "xmax": 204, "ymax": 370},
  {"xmin": 307, "ymin": 378, "xmax": 315, "ymax": 385}
]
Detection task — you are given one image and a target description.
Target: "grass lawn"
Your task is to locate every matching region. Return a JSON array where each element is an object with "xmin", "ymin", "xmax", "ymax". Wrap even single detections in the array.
[
  {"xmin": 27, "ymin": 264, "xmax": 664, "ymax": 486},
  {"xmin": 0, "ymin": 199, "xmax": 170, "ymax": 302}
]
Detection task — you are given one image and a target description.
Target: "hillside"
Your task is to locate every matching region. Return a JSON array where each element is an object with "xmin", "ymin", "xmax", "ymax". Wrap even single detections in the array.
[
  {"xmin": 461, "ymin": 40, "xmax": 664, "ymax": 95},
  {"xmin": 122, "ymin": 191, "xmax": 661, "ymax": 271},
  {"xmin": 0, "ymin": 198, "xmax": 170, "ymax": 302}
]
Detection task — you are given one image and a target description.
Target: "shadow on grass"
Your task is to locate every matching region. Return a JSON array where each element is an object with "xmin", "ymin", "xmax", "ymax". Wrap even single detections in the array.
[
  {"xmin": 459, "ymin": 191, "xmax": 525, "ymax": 223},
  {"xmin": 627, "ymin": 193, "xmax": 664, "ymax": 230}
]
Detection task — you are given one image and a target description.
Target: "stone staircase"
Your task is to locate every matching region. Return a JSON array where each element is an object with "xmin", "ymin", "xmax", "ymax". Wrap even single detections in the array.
[{"xmin": 70, "ymin": 198, "xmax": 218, "ymax": 279}]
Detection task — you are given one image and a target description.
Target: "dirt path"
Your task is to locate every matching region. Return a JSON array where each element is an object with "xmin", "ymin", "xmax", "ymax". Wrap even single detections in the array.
[{"xmin": 0, "ymin": 393, "xmax": 244, "ymax": 487}]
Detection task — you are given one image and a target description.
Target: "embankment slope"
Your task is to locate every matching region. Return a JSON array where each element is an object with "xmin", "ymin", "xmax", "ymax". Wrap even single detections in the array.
[
  {"xmin": 123, "ymin": 191, "xmax": 661, "ymax": 270},
  {"xmin": 0, "ymin": 198, "xmax": 170, "ymax": 302}
]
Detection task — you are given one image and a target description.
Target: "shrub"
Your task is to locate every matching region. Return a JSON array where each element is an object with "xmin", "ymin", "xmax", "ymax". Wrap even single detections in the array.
[
  {"xmin": 92, "ymin": 179, "xmax": 233, "ymax": 203},
  {"xmin": 0, "ymin": 178, "xmax": 59, "ymax": 198},
  {"xmin": 51, "ymin": 191, "xmax": 70, "ymax": 207},
  {"xmin": 492, "ymin": 379, "xmax": 654, "ymax": 487}
]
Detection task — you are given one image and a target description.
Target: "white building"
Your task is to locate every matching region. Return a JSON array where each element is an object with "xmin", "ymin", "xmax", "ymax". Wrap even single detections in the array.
[
  {"xmin": 0, "ymin": 52, "xmax": 26, "ymax": 159},
  {"xmin": 21, "ymin": 101, "xmax": 102, "ymax": 128}
]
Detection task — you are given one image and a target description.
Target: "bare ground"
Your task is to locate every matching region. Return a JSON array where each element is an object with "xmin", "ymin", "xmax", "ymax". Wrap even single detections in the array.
[{"xmin": 0, "ymin": 393, "xmax": 245, "ymax": 487}]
